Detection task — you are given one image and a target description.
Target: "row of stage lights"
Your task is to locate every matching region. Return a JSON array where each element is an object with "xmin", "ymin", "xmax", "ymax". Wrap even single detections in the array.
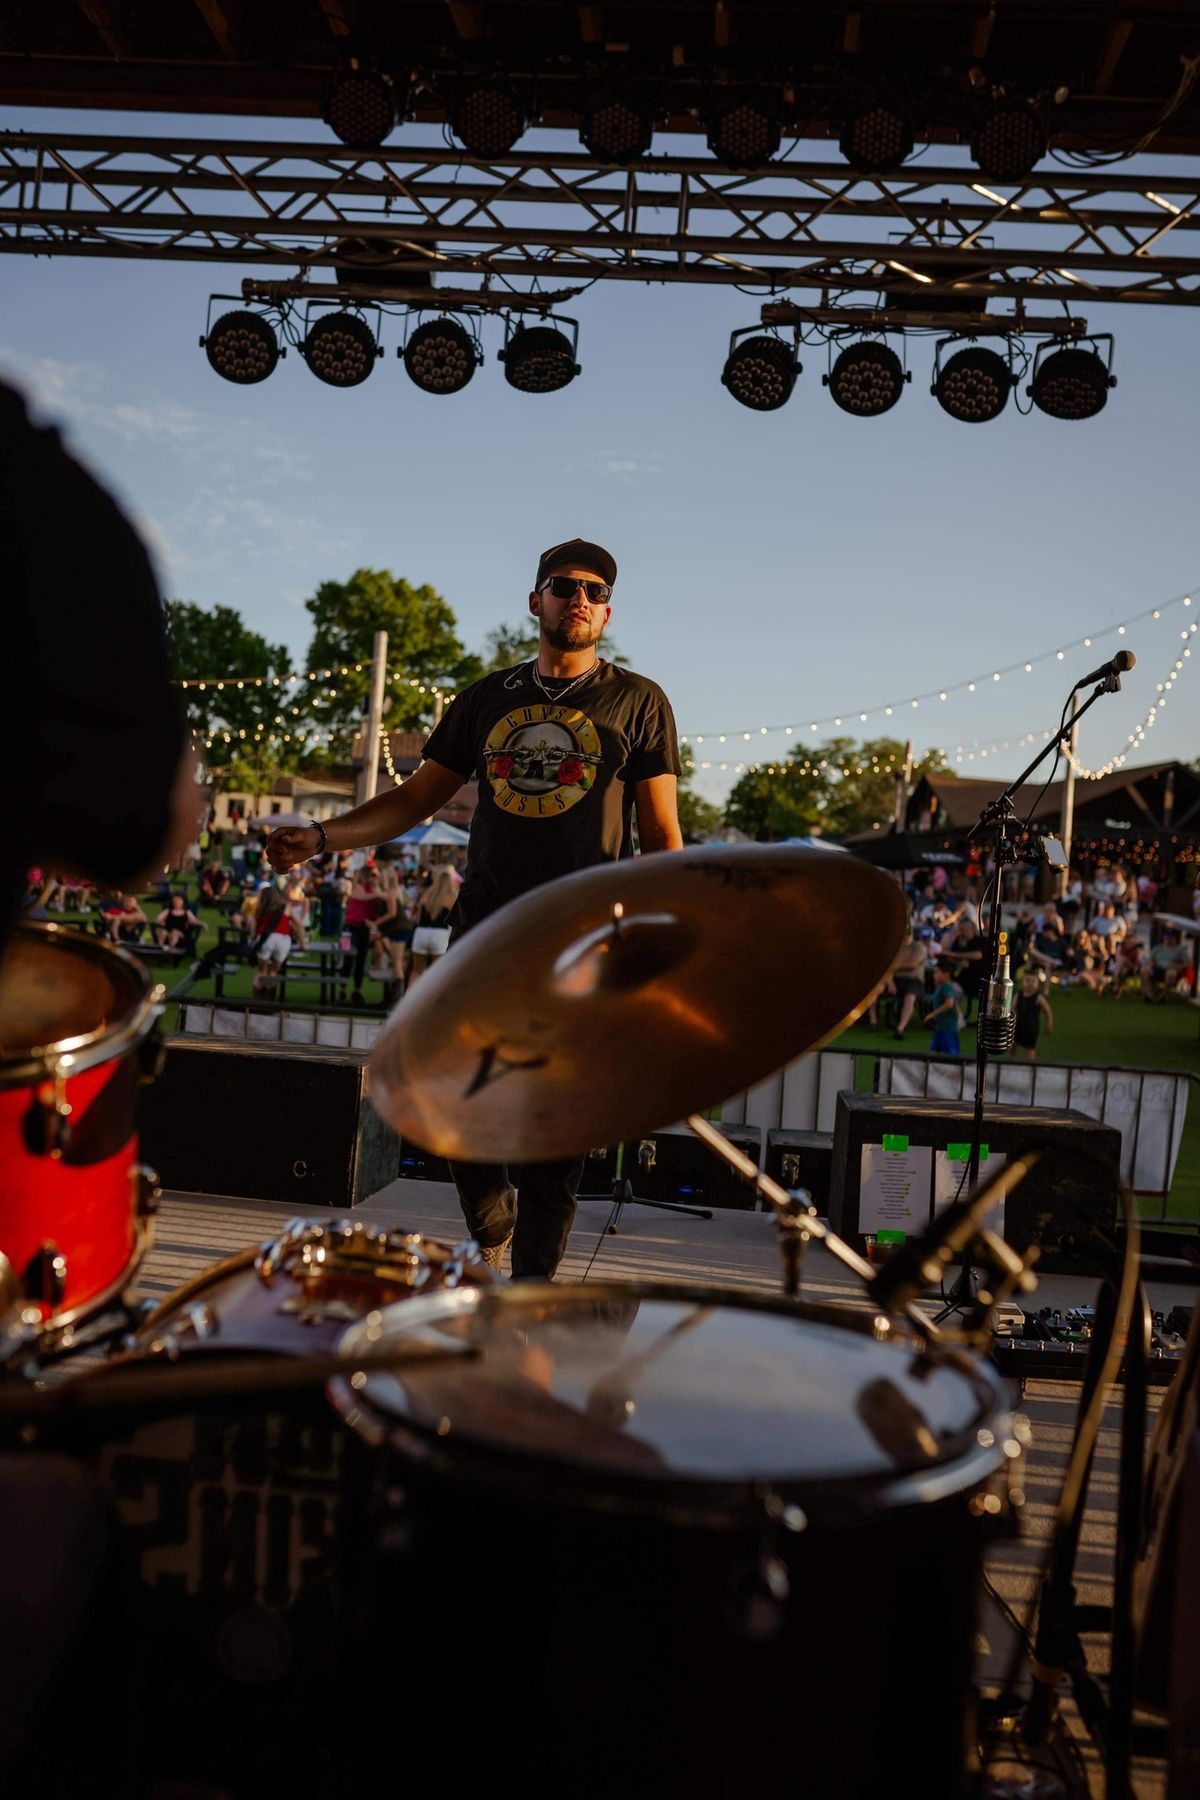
[
  {"xmin": 201, "ymin": 304, "xmax": 580, "ymax": 395},
  {"xmin": 722, "ymin": 331, "xmax": 1117, "ymax": 423},
  {"xmin": 327, "ymin": 56, "xmax": 1052, "ymax": 181},
  {"xmin": 203, "ymin": 300, "xmax": 1115, "ymax": 423}
]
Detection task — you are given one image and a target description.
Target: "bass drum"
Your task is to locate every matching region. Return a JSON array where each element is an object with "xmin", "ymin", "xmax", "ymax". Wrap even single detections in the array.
[
  {"xmin": 332, "ymin": 1281, "xmax": 1021, "ymax": 1800},
  {"xmin": 0, "ymin": 922, "xmax": 163, "ymax": 1358},
  {"xmin": 48, "ymin": 1222, "xmax": 489, "ymax": 1799}
]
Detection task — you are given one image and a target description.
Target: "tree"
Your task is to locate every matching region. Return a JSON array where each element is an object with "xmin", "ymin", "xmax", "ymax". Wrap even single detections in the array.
[
  {"xmin": 165, "ymin": 601, "xmax": 296, "ymax": 743},
  {"xmin": 724, "ymin": 736, "xmax": 948, "ymax": 841},
  {"xmin": 677, "ymin": 743, "xmax": 723, "ymax": 841},
  {"xmin": 302, "ymin": 569, "xmax": 483, "ymax": 742}
]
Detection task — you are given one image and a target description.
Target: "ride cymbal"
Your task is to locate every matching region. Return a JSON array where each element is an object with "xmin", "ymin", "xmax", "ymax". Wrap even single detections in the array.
[{"xmin": 371, "ymin": 844, "xmax": 906, "ymax": 1162}]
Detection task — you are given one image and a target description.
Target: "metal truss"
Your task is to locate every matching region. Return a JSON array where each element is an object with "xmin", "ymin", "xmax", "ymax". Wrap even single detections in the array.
[{"xmin": 3, "ymin": 130, "xmax": 1200, "ymax": 312}]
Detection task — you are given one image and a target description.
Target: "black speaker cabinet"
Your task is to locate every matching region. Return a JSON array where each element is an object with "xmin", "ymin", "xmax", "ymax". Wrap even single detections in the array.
[
  {"xmin": 765, "ymin": 1131, "xmax": 835, "ymax": 1210},
  {"xmin": 633, "ymin": 1124, "xmax": 763, "ymax": 1211},
  {"xmin": 140, "ymin": 1038, "xmax": 401, "ymax": 1208},
  {"xmin": 829, "ymin": 1092, "xmax": 1121, "ymax": 1255}
]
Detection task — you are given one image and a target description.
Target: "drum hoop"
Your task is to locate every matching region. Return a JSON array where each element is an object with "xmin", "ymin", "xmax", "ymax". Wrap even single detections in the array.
[
  {"xmin": 331, "ymin": 1279, "xmax": 1008, "ymax": 1522},
  {"xmin": 0, "ymin": 923, "xmax": 164, "ymax": 1088}
]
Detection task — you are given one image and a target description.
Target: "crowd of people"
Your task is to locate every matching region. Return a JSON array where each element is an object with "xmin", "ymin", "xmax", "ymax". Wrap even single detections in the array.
[
  {"xmin": 868, "ymin": 860, "xmax": 1197, "ymax": 1061},
  {"xmin": 22, "ymin": 809, "xmax": 465, "ymax": 1006}
]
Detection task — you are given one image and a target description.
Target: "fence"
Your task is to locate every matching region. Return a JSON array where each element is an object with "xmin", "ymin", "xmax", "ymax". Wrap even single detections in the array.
[
  {"xmin": 720, "ymin": 1048, "xmax": 1196, "ymax": 1214},
  {"xmin": 178, "ymin": 998, "xmax": 384, "ymax": 1052}
]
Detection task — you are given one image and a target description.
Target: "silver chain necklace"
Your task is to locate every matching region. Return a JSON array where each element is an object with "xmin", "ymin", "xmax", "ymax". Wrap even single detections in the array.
[{"xmin": 528, "ymin": 656, "xmax": 601, "ymax": 705}]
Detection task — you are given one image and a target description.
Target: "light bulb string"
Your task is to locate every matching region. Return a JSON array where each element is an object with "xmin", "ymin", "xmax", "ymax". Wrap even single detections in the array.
[{"xmin": 680, "ymin": 586, "xmax": 1194, "ymax": 748}]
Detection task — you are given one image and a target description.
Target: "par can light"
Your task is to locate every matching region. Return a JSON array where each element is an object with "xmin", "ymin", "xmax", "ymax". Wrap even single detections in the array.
[
  {"xmin": 303, "ymin": 310, "xmax": 380, "ymax": 387},
  {"xmin": 707, "ymin": 101, "xmax": 782, "ymax": 170},
  {"xmin": 970, "ymin": 102, "xmax": 1047, "ymax": 181},
  {"xmin": 839, "ymin": 99, "xmax": 914, "ymax": 173},
  {"xmin": 1029, "ymin": 344, "xmax": 1116, "ymax": 420},
  {"xmin": 581, "ymin": 93, "xmax": 654, "ymax": 163},
  {"xmin": 934, "ymin": 345, "xmax": 1013, "ymax": 422},
  {"xmin": 402, "ymin": 317, "xmax": 480, "ymax": 394},
  {"xmin": 325, "ymin": 61, "xmax": 398, "ymax": 149},
  {"xmin": 202, "ymin": 310, "xmax": 280, "ymax": 385},
  {"xmin": 825, "ymin": 340, "xmax": 908, "ymax": 416},
  {"xmin": 499, "ymin": 323, "xmax": 580, "ymax": 393},
  {"xmin": 450, "ymin": 82, "xmax": 528, "ymax": 158},
  {"xmin": 721, "ymin": 334, "xmax": 798, "ymax": 411}
]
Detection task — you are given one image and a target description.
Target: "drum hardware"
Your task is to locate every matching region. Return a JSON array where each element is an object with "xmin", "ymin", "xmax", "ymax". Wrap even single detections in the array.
[
  {"xmin": 368, "ymin": 843, "xmax": 907, "ymax": 1165},
  {"xmin": 23, "ymin": 1242, "xmax": 67, "ymax": 1309},
  {"xmin": 602, "ymin": 1136, "xmax": 713, "ymax": 1238}
]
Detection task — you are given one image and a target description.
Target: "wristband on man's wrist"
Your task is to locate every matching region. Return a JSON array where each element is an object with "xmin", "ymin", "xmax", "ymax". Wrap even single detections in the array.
[{"xmin": 309, "ymin": 818, "xmax": 328, "ymax": 858}]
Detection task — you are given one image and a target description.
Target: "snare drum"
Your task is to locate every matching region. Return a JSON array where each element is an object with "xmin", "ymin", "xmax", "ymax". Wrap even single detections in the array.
[
  {"xmin": 332, "ymin": 1282, "xmax": 1020, "ymax": 1799},
  {"xmin": 0, "ymin": 923, "xmax": 163, "ymax": 1355}
]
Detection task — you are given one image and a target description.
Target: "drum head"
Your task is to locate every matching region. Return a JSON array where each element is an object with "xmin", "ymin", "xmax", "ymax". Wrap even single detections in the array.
[
  {"xmin": 333, "ymin": 1283, "xmax": 1005, "ymax": 1514},
  {"xmin": 0, "ymin": 924, "xmax": 152, "ymax": 1079}
]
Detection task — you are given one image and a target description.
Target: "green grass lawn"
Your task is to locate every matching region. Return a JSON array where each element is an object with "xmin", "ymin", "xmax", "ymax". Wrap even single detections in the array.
[{"xmin": 833, "ymin": 982, "xmax": 1200, "ymax": 1224}]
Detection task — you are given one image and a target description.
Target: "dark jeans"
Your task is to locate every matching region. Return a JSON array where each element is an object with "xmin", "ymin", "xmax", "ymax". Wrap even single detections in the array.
[
  {"xmin": 447, "ymin": 1156, "xmax": 585, "ymax": 1280},
  {"xmin": 340, "ymin": 921, "xmax": 372, "ymax": 988},
  {"xmin": 320, "ymin": 895, "xmax": 343, "ymax": 937}
]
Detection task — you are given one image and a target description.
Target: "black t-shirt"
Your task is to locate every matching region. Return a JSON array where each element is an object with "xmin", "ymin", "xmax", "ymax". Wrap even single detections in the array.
[
  {"xmin": 423, "ymin": 660, "xmax": 681, "ymax": 929},
  {"xmin": 1015, "ymin": 991, "xmax": 1042, "ymax": 1042}
]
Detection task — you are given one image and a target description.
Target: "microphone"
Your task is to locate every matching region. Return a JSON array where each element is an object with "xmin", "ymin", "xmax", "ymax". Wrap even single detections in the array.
[
  {"xmin": 979, "ymin": 929, "xmax": 1016, "ymax": 1056},
  {"xmin": 871, "ymin": 1154, "xmax": 1032, "ymax": 1313},
  {"xmin": 1074, "ymin": 648, "xmax": 1135, "ymax": 690}
]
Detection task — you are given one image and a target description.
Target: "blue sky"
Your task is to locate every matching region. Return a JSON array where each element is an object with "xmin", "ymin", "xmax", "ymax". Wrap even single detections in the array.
[{"xmin": 2, "ymin": 105, "xmax": 1198, "ymax": 808}]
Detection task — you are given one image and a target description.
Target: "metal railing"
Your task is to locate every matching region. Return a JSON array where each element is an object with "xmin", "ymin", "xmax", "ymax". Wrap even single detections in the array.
[{"xmin": 720, "ymin": 1048, "xmax": 1197, "ymax": 1216}]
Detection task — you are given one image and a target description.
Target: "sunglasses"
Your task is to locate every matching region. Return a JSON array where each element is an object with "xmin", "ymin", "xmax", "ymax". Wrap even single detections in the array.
[{"xmin": 540, "ymin": 576, "xmax": 612, "ymax": 604}]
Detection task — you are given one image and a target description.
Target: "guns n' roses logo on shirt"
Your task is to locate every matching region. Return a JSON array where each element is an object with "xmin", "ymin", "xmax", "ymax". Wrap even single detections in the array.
[{"xmin": 483, "ymin": 702, "xmax": 602, "ymax": 818}]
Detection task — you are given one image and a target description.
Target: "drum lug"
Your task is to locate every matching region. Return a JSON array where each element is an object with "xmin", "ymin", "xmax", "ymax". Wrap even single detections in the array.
[
  {"xmin": 137, "ymin": 1033, "xmax": 167, "ymax": 1085},
  {"xmin": 135, "ymin": 1164, "xmax": 162, "ymax": 1218},
  {"xmin": 23, "ymin": 1242, "xmax": 68, "ymax": 1311},
  {"xmin": 25, "ymin": 1075, "xmax": 73, "ymax": 1158}
]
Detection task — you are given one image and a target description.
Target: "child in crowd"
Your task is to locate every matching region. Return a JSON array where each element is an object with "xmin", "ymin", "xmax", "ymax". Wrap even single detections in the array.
[
  {"xmin": 924, "ymin": 956, "xmax": 965, "ymax": 1056},
  {"xmin": 1013, "ymin": 970, "xmax": 1054, "ymax": 1060}
]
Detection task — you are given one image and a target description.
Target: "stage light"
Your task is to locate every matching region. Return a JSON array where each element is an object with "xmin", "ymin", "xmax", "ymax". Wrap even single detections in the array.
[
  {"xmin": 402, "ymin": 317, "xmax": 481, "ymax": 394},
  {"xmin": 325, "ymin": 59, "xmax": 398, "ymax": 149},
  {"xmin": 824, "ymin": 339, "xmax": 907, "ymax": 416},
  {"xmin": 1029, "ymin": 339, "xmax": 1116, "ymax": 420},
  {"xmin": 303, "ymin": 310, "xmax": 380, "ymax": 387},
  {"xmin": 721, "ymin": 332, "xmax": 799, "ymax": 411},
  {"xmin": 933, "ymin": 343, "xmax": 1013, "ymax": 422},
  {"xmin": 707, "ymin": 100, "xmax": 781, "ymax": 169},
  {"xmin": 499, "ymin": 321, "xmax": 580, "ymax": 393},
  {"xmin": 581, "ymin": 91, "xmax": 653, "ymax": 163},
  {"xmin": 201, "ymin": 310, "xmax": 279, "ymax": 384},
  {"xmin": 450, "ymin": 81, "xmax": 527, "ymax": 158},
  {"xmin": 970, "ymin": 102, "xmax": 1047, "ymax": 180},
  {"xmin": 839, "ymin": 99, "xmax": 914, "ymax": 173}
]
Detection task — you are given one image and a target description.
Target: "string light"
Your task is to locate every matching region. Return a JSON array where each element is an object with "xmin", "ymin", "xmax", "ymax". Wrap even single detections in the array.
[
  {"xmin": 1064, "ymin": 620, "xmax": 1198, "ymax": 779},
  {"xmin": 679, "ymin": 585, "xmax": 1195, "ymax": 746},
  {"xmin": 175, "ymin": 657, "xmax": 456, "ymax": 703}
]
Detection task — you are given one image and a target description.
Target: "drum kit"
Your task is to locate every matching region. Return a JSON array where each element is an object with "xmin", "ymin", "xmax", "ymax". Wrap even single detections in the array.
[{"xmin": 0, "ymin": 846, "xmax": 1154, "ymax": 1796}]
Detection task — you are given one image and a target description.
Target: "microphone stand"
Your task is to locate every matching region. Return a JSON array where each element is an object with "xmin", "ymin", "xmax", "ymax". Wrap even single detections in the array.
[{"xmin": 933, "ymin": 665, "xmax": 1128, "ymax": 1326}]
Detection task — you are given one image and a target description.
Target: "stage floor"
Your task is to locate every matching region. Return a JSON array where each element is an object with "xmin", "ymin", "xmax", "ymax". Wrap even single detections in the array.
[{"xmin": 138, "ymin": 1180, "xmax": 1173, "ymax": 1798}]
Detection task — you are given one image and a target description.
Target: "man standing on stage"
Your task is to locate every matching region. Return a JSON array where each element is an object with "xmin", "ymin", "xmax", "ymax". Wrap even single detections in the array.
[{"xmin": 267, "ymin": 538, "xmax": 683, "ymax": 1276}]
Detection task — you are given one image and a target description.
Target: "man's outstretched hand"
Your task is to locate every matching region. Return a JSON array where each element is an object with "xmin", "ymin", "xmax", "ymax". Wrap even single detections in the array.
[{"xmin": 266, "ymin": 825, "xmax": 322, "ymax": 873}]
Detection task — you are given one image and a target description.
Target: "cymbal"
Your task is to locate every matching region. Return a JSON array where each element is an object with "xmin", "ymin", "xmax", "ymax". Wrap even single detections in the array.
[{"xmin": 370, "ymin": 845, "xmax": 907, "ymax": 1163}]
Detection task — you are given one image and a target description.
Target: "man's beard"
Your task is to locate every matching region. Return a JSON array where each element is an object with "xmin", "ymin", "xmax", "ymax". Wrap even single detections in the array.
[{"xmin": 541, "ymin": 614, "xmax": 604, "ymax": 653}]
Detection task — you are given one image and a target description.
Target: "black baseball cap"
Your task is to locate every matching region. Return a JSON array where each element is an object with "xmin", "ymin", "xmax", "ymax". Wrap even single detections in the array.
[{"xmin": 535, "ymin": 538, "xmax": 617, "ymax": 590}]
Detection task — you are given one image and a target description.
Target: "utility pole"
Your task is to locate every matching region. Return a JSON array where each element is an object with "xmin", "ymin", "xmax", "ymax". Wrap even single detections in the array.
[
  {"xmin": 1058, "ymin": 713, "xmax": 1079, "ymax": 899},
  {"xmin": 432, "ymin": 689, "xmax": 444, "ymax": 727},
  {"xmin": 893, "ymin": 739, "xmax": 913, "ymax": 830},
  {"xmin": 357, "ymin": 629, "xmax": 388, "ymax": 806}
]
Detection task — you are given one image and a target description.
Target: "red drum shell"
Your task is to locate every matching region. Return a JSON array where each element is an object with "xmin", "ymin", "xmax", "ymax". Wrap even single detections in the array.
[{"xmin": 0, "ymin": 925, "xmax": 161, "ymax": 1326}]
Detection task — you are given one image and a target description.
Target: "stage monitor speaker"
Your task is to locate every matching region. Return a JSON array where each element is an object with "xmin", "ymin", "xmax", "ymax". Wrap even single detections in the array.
[
  {"xmin": 828, "ymin": 1092, "xmax": 1121, "ymax": 1256},
  {"xmin": 765, "ymin": 1131, "xmax": 835, "ymax": 1210},
  {"xmin": 140, "ymin": 1038, "xmax": 400, "ymax": 1208},
  {"xmin": 634, "ymin": 1124, "xmax": 763, "ymax": 1211}
]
